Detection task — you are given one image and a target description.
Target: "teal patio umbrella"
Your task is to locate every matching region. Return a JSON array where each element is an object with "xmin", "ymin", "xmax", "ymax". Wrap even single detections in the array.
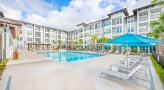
[
  {"xmin": 107, "ymin": 33, "xmax": 161, "ymax": 71},
  {"xmin": 107, "ymin": 33, "xmax": 160, "ymax": 44}
]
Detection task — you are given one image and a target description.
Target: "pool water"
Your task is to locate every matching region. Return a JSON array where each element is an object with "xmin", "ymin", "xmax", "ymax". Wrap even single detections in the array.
[{"xmin": 38, "ymin": 51, "xmax": 103, "ymax": 62}]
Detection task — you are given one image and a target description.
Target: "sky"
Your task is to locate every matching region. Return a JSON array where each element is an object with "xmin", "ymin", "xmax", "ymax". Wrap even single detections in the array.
[{"xmin": 0, "ymin": 0, "xmax": 152, "ymax": 31}]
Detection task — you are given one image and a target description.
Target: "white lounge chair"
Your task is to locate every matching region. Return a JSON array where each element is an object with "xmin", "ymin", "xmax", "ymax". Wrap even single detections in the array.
[
  {"xmin": 120, "ymin": 53, "xmax": 143, "ymax": 64},
  {"xmin": 112, "ymin": 58, "xmax": 141, "ymax": 71},
  {"xmin": 100, "ymin": 64, "xmax": 141, "ymax": 82}
]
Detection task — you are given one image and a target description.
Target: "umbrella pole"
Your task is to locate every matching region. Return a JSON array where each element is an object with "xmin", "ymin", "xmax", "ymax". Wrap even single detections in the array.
[{"xmin": 127, "ymin": 44, "xmax": 129, "ymax": 72}]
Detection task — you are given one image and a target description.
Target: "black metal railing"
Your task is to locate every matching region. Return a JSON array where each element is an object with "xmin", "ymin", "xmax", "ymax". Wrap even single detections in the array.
[{"xmin": 152, "ymin": 52, "xmax": 164, "ymax": 68}]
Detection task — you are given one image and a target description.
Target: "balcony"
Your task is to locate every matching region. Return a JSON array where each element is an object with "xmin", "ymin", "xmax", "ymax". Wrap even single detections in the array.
[
  {"xmin": 150, "ymin": 13, "xmax": 160, "ymax": 20},
  {"xmin": 139, "ymin": 28, "xmax": 148, "ymax": 32}
]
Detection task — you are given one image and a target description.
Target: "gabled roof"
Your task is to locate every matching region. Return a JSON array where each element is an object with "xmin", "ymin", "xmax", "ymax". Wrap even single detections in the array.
[
  {"xmin": 76, "ymin": 23, "xmax": 87, "ymax": 26},
  {"xmin": 133, "ymin": 3, "xmax": 156, "ymax": 14},
  {"xmin": 0, "ymin": 11, "xmax": 4, "ymax": 17},
  {"xmin": 125, "ymin": 15, "xmax": 136, "ymax": 18},
  {"xmin": 0, "ymin": 17, "xmax": 67, "ymax": 32},
  {"xmin": 107, "ymin": 8, "xmax": 129, "ymax": 17}
]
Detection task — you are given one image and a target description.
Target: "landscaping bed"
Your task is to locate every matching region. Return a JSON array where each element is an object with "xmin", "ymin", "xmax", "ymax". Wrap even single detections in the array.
[
  {"xmin": 150, "ymin": 55, "xmax": 164, "ymax": 86},
  {"xmin": 0, "ymin": 59, "xmax": 9, "ymax": 79}
]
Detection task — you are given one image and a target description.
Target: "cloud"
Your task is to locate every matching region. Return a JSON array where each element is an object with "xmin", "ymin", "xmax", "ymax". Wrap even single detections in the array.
[
  {"xmin": 0, "ymin": 4, "xmax": 23, "ymax": 20},
  {"xmin": 0, "ymin": 0, "xmax": 152, "ymax": 31}
]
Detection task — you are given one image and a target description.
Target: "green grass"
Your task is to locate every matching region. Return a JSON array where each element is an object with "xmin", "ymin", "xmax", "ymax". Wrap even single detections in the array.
[{"xmin": 149, "ymin": 55, "xmax": 164, "ymax": 86}]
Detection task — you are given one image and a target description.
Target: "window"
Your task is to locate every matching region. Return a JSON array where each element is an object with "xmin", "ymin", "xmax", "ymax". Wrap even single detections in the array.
[
  {"xmin": 17, "ymin": 37, "xmax": 19, "ymax": 41},
  {"xmin": 95, "ymin": 23, "xmax": 101, "ymax": 29},
  {"xmin": 104, "ymin": 29, "xmax": 111, "ymax": 34},
  {"xmin": 108, "ymin": 21, "xmax": 111, "ymax": 25},
  {"xmin": 127, "ymin": 27, "xmax": 130, "ymax": 32},
  {"xmin": 85, "ymin": 26, "xmax": 90, "ymax": 31},
  {"xmin": 131, "ymin": 18, "xmax": 134, "ymax": 23},
  {"xmin": 85, "ymin": 33, "xmax": 89, "ymax": 37},
  {"xmin": 112, "ymin": 27, "xmax": 122, "ymax": 34},
  {"xmin": 20, "ymin": 30, "xmax": 22, "ymax": 34},
  {"xmin": 20, "ymin": 44, "xmax": 22, "ymax": 48},
  {"xmin": 96, "ymin": 33, "xmax": 101, "ymax": 36},
  {"xmin": 127, "ymin": 27, "xmax": 134, "ymax": 32},
  {"xmin": 17, "ymin": 44, "xmax": 19, "ymax": 48},
  {"xmin": 139, "ymin": 23, "xmax": 148, "ymax": 32},
  {"xmin": 90, "ymin": 24, "xmax": 94, "ymax": 30},
  {"xmin": 112, "ymin": 17, "xmax": 122, "ymax": 25},
  {"xmin": 139, "ymin": 12, "xmax": 148, "ymax": 22},
  {"xmin": 127, "ymin": 18, "xmax": 130, "ymax": 23},
  {"xmin": 131, "ymin": 27, "xmax": 134, "ymax": 32},
  {"xmin": 103, "ymin": 21, "xmax": 108, "ymax": 26},
  {"xmin": 20, "ymin": 37, "xmax": 22, "ymax": 41}
]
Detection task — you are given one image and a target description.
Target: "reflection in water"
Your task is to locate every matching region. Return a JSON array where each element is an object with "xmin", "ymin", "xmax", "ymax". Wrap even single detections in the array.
[{"xmin": 38, "ymin": 51, "xmax": 103, "ymax": 62}]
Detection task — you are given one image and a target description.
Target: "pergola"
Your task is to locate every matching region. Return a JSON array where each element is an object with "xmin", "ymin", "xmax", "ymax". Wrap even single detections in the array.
[{"xmin": 27, "ymin": 43, "xmax": 51, "ymax": 51}]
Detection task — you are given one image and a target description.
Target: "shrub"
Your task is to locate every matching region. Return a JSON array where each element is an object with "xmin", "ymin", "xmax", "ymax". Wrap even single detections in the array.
[
  {"xmin": 0, "ymin": 59, "xmax": 9, "ymax": 69},
  {"xmin": 150, "ymin": 55, "xmax": 164, "ymax": 86},
  {"xmin": 0, "ymin": 65, "xmax": 3, "ymax": 70}
]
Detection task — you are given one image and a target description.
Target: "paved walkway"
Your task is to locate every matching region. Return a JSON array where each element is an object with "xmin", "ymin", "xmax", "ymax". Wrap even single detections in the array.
[{"xmin": 0, "ymin": 50, "xmax": 163, "ymax": 90}]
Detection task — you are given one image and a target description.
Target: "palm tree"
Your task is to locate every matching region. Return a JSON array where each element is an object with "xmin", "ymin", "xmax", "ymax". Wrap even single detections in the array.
[
  {"xmin": 91, "ymin": 35, "xmax": 98, "ymax": 50},
  {"xmin": 58, "ymin": 40, "xmax": 63, "ymax": 49},
  {"xmin": 147, "ymin": 13, "xmax": 164, "ymax": 54},
  {"xmin": 100, "ymin": 37, "xmax": 108, "ymax": 50},
  {"xmin": 79, "ymin": 39, "xmax": 83, "ymax": 50},
  {"xmin": 112, "ymin": 35, "xmax": 119, "ymax": 51},
  {"xmin": 69, "ymin": 40, "xmax": 74, "ymax": 50},
  {"xmin": 74, "ymin": 41, "xmax": 78, "ymax": 50}
]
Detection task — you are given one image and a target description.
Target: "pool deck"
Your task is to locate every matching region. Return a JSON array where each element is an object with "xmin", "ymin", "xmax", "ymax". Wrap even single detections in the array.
[{"xmin": 0, "ymin": 50, "xmax": 163, "ymax": 90}]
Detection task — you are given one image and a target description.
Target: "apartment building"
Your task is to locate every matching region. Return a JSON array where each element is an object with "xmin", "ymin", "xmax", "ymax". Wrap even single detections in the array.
[
  {"xmin": 0, "ymin": 3, "xmax": 162, "ymax": 53},
  {"xmin": 69, "ymin": 3, "xmax": 162, "ymax": 53},
  {"xmin": 0, "ymin": 16, "xmax": 22, "ymax": 60},
  {"xmin": 0, "ymin": 17, "xmax": 68, "ymax": 50}
]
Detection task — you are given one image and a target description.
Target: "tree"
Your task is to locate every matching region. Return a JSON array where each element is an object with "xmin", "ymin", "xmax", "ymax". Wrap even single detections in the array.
[
  {"xmin": 69, "ymin": 40, "xmax": 74, "ymax": 50},
  {"xmin": 112, "ymin": 35, "xmax": 119, "ymax": 50},
  {"xmin": 100, "ymin": 37, "xmax": 108, "ymax": 50},
  {"xmin": 74, "ymin": 41, "xmax": 78, "ymax": 50},
  {"xmin": 58, "ymin": 40, "xmax": 63, "ymax": 49},
  {"xmin": 152, "ymin": 0, "xmax": 163, "ymax": 5},
  {"xmin": 79, "ymin": 39, "xmax": 83, "ymax": 50},
  {"xmin": 91, "ymin": 35, "xmax": 98, "ymax": 50},
  {"xmin": 147, "ymin": 13, "xmax": 164, "ymax": 54}
]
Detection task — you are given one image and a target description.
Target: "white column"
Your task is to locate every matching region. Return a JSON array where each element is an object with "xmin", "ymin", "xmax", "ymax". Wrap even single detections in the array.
[
  {"xmin": 137, "ymin": 46, "xmax": 140, "ymax": 54},
  {"xmin": 2, "ymin": 32, "xmax": 10, "ymax": 58},
  {"xmin": 148, "ymin": 10, "xmax": 150, "ymax": 32},
  {"xmin": 137, "ymin": 11, "xmax": 139, "ymax": 35},
  {"xmin": 148, "ymin": 47, "xmax": 150, "ymax": 54},
  {"xmin": 111, "ymin": 18, "xmax": 113, "ymax": 38},
  {"xmin": 33, "ymin": 25, "xmax": 35, "ymax": 50},
  {"xmin": 82, "ymin": 27, "xmax": 85, "ymax": 49},
  {"xmin": 43, "ymin": 27, "xmax": 45, "ymax": 43},
  {"xmin": 122, "ymin": 16, "xmax": 124, "ymax": 34}
]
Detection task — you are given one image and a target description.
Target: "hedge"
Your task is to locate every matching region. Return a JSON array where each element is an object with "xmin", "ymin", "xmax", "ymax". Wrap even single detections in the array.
[{"xmin": 149, "ymin": 55, "xmax": 164, "ymax": 86}]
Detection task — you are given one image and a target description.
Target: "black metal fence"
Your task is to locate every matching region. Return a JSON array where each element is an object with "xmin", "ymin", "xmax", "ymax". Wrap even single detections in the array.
[{"xmin": 152, "ymin": 52, "xmax": 164, "ymax": 68}]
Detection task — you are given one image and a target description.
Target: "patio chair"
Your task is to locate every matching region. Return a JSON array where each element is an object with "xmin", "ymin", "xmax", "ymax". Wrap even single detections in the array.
[
  {"xmin": 100, "ymin": 64, "xmax": 142, "ymax": 83},
  {"xmin": 115, "ymin": 50, "xmax": 119, "ymax": 54},
  {"xmin": 112, "ymin": 57, "xmax": 148, "ymax": 81},
  {"xmin": 112, "ymin": 58, "xmax": 141, "ymax": 70}
]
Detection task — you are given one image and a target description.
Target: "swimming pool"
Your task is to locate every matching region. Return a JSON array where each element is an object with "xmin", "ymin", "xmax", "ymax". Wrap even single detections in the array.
[{"xmin": 38, "ymin": 51, "xmax": 103, "ymax": 62}]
